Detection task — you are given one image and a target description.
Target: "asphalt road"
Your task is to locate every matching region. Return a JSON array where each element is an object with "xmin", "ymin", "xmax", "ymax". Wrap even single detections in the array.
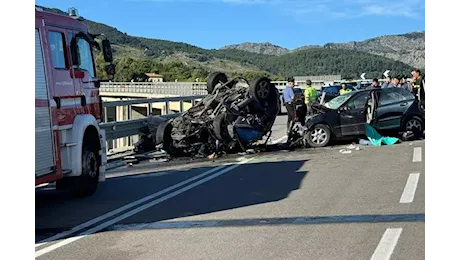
[{"xmin": 35, "ymin": 119, "xmax": 424, "ymax": 260}]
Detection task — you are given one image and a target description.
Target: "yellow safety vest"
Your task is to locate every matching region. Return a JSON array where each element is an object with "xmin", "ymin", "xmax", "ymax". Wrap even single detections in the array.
[
  {"xmin": 304, "ymin": 86, "xmax": 318, "ymax": 104},
  {"xmin": 340, "ymin": 89, "xmax": 351, "ymax": 95},
  {"xmin": 412, "ymin": 76, "xmax": 422, "ymax": 90}
]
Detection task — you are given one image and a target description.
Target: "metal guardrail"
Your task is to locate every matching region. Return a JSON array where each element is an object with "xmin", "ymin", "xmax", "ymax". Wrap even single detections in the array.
[
  {"xmin": 100, "ymin": 95, "xmax": 205, "ymax": 142},
  {"xmin": 100, "ymin": 82, "xmax": 208, "ymax": 96},
  {"xmin": 100, "ymin": 113, "xmax": 181, "ymax": 141}
]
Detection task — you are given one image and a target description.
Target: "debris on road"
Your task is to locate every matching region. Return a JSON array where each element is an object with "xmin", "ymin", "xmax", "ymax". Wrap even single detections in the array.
[{"xmin": 339, "ymin": 149, "xmax": 352, "ymax": 154}]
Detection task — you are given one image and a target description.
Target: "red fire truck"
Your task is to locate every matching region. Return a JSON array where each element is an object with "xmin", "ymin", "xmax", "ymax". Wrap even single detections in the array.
[{"xmin": 35, "ymin": 6, "xmax": 115, "ymax": 196}]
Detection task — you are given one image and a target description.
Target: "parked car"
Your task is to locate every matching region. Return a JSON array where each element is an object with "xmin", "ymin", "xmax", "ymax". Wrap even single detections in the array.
[{"xmin": 299, "ymin": 87, "xmax": 425, "ymax": 148}]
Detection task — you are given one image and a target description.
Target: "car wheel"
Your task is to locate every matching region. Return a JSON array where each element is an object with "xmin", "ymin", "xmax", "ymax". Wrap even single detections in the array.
[
  {"xmin": 305, "ymin": 124, "xmax": 331, "ymax": 148},
  {"xmin": 207, "ymin": 72, "xmax": 228, "ymax": 94},
  {"xmin": 156, "ymin": 121, "xmax": 175, "ymax": 154},
  {"xmin": 405, "ymin": 116, "xmax": 424, "ymax": 132},
  {"xmin": 249, "ymin": 76, "xmax": 272, "ymax": 102},
  {"xmin": 56, "ymin": 146, "xmax": 99, "ymax": 197}
]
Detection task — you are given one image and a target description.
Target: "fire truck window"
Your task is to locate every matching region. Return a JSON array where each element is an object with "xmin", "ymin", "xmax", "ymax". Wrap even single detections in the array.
[
  {"xmin": 76, "ymin": 39, "xmax": 95, "ymax": 78},
  {"xmin": 48, "ymin": 31, "xmax": 67, "ymax": 69}
]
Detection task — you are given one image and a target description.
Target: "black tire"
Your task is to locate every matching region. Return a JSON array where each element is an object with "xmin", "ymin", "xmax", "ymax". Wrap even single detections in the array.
[
  {"xmin": 156, "ymin": 121, "xmax": 175, "ymax": 154},
  {"xmin": 207, "ymin": 72, "xmax": 228, "ymax": 94},
  {"xmin": 249, "ymin": 76, "xmax": 272, "ymax": 103},
  {"xmin": 57, "ymin": 146, "xmax": 99, "ymax": 197},
  {"xmin": 305, "ymin": 124, "xmax": 331, "ymax": 148},
  {"xmin": 404, "ymin": 116, "xmax": 424, "ymax": 133}
]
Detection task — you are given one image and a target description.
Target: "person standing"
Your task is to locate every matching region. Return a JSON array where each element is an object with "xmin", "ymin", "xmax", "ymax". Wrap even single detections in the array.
[
  {"xmin": 386, "ymin": 77, "xmax": 399, "ymax": 88},
  {"xmin": 411, "ymin": 68, "xmax": 425, "ymax": 110},
  {"xmin": 398, "ymin": 77, "xmax": 410, "ymax": 90},
  {"xmin": 304, "ymin": 79, "xmax": 318, "ymax": 115},
  {"xmin": 283, "ymin": 78, "xmax": 296, "ymax": 134},
  {"xmin": 339, "ymin": 83, "xmax": 352, "ymax": 95},
  {"xmin": 381, "ymin": 76, "xmax": 391, "ymax": 88},
  {"xmin": 367, "ymin": 78, "xmax": 380, "ymax": 89}
]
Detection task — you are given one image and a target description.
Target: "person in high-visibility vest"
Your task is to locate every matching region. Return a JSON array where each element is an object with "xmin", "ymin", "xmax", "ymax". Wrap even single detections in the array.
[
  {"xmin": 304, "ymin": 79, "xmax": 318, "ymax": 115},
  {"xmin": 339, "ymin": 83, "xmax": 352, "ymax": 95}
]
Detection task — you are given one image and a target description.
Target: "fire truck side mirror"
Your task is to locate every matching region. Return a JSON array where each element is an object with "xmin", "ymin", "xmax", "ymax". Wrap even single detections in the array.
[
  {"xmin": 104, "ymin": 64, "xmax": 116, "ymax": 76},
  {"xmin": 102, "ymin": 39, "xmax": 113, "ymax": 63}
]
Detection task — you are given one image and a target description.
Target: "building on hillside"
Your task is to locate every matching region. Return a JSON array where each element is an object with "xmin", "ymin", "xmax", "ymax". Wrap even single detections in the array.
[{"xmin": 145, "ymin": 73, "xmax": 164, "ymax": 82}]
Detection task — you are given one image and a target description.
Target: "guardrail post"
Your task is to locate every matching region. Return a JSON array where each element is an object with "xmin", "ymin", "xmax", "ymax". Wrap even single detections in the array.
[
  {"xmin": 179, "ymin": 101, "xmax": 184, "ymax": 113},
  {"xmin": 127, "ymin": 105, "xmax": 132, "ymax": 146},
  {"xmin": 165, "ymin": 101, "xmax": 170, "ymax": 114},
  {"xmin": 148, "ymin": 103, "xmax": 152, "ymax": 116},
  {"xmin": 103, "ymin": 107, "xmax": 108, "ymax": 123}
]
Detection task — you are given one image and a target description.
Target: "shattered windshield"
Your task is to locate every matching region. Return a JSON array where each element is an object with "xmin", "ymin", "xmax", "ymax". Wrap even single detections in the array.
[{"xmin": 324, "ymin": 92, "xmax": 354, "ymax": 109}]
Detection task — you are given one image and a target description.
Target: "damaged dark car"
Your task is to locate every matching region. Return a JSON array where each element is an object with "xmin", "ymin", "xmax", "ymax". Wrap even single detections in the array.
[
  {"xmin": 154, "ymin": 72, "xmax": 280, "ymax": 156},
  {"xmin": 289, "ymin": 87, "xmax": 425, "ymax": 148}
]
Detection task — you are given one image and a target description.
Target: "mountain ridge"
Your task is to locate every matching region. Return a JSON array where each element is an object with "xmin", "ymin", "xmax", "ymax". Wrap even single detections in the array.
[
  {"xmin": 220, "ymin": 31, "xmax": 425, "ymax": 68},
  {"xmin": 37, "ymin": 5, "xmax": 417, "ymax": 81}
]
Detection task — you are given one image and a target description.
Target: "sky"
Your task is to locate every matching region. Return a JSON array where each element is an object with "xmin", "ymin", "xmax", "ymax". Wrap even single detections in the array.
[{"xmin": 35, "ymin": 0, "xmax": 425, "ymax": 50}]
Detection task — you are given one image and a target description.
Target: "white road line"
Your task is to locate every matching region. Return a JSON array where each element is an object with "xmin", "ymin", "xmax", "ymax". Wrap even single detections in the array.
[
  {"xmin": 370, "ymin": 228, "xmax": 403, "ymax": 260},
  {"xmin": 35, "ymin": 157, "xmax": 254, "ymax": 258},
  {"xmin": 272, "ymin": 135, "xmax": 287, "ymax": 144},
  {"xmin": 399, "ymin": 173, "xmax": 420, "ymax": 203},
  {"xmin": 36, "ymin": 165, "xmax": 227, "ymax": 246},
  {"xmin": 412, "ymin": 147, "xmax": 422, "ymax": 162}
]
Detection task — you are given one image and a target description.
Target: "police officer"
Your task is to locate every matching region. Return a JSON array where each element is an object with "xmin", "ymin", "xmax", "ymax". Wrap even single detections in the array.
[
  {"xmin": 283, "ymin": 78, "xmax": 296, "ymax": 134},
  {"xmin": 339, "ymin": 83, "xmax": 352, "ymax": 95},
  {"xmin": 304, "ymin": 79, "xmax": 318, "ymax": 115}
]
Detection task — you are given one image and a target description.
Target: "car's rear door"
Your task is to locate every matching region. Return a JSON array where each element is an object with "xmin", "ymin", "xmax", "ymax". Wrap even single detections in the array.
[{"xmin": 374, "ymin": 88, "xmax": 414, "ymax": 130}]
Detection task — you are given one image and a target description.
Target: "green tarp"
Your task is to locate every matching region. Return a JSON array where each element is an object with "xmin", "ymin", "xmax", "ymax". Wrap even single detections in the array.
[{"xmin": 365, "ymin": 124, "xmax": 399, "ymax": 146}]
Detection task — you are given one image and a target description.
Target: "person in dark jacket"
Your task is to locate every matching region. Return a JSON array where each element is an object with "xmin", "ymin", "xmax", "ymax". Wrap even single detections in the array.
[{"xmin": 367, "ymin": 78, "xmax": 380, "ymax": 89}]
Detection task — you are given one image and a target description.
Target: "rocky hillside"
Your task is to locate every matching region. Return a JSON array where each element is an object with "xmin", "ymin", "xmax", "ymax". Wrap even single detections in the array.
[
  {"xmin": 222, "ymin": 32, "xmax": 425, "ymax": 68},
  {"xmin": 221, "ymin": 42, "xmax": 290, "ymax": 56}
]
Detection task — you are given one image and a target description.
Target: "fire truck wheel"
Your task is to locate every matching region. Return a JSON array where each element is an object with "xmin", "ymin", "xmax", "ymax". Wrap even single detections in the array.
[{"xmin": 57, "ymin": 146, "xmax": 99, "ymax": 197}]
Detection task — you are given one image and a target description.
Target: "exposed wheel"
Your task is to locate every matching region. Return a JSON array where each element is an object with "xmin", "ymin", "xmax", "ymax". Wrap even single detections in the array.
[
  {"xmin": 305, "ymin": 124, "xmax": 331, "ymax": 148},
  {"xmin": 156, "ymin": 121, "xmax": 175, "ymax": 154},
  {"xmin": 207, "ymin": 72, "xmax": 228, "ymax": 94},
  {"xmin": 57, "ymin": 145, "xmax": 99, "ymax": 197},
  {"xmin": 405, "ymin": 116, "xmax": 424, "ymax": 132},
  {"xmin": 249, "ymin": 76, "xmax": 272, "ymax": 103}
]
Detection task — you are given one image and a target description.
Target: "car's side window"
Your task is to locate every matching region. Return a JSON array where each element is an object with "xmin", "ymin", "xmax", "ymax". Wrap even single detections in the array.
[
  {"xmin": 346, "ymin": 92, "xmax": 368, "ymax": 110},
  {"xmin": 378, "ymin": 89, "xmax": 409, "ymax": 106}
]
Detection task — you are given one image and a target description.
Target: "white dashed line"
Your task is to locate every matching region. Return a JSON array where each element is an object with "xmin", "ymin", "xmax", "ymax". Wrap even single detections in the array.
[
  {"xmin": 412, "ymin": 147, "xmax": 422, "ymax": 162},
  {"xmin": 399, "ymin": 173, "xmax": 420, "ymax": 203},
  {"xmin": 370, "ymin": 228, "xmax": 403, "ymax": 260}
]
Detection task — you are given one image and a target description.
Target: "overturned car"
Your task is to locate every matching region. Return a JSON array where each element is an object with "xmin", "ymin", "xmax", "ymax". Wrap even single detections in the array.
[{"xmin": 154, "ymin": 72, "xmax": 280, "ymax": 156}]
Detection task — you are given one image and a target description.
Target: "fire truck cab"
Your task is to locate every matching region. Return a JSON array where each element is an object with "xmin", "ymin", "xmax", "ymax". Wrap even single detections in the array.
[{"xmin": 35, "ymin": 6, "xmax": 115, "ymax": 196}]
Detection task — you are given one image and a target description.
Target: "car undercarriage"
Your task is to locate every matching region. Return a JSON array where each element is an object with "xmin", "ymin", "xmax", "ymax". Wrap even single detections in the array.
[{"xmin": 153, "ymin": 72, "xmax": 280, "ymax": 157}]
